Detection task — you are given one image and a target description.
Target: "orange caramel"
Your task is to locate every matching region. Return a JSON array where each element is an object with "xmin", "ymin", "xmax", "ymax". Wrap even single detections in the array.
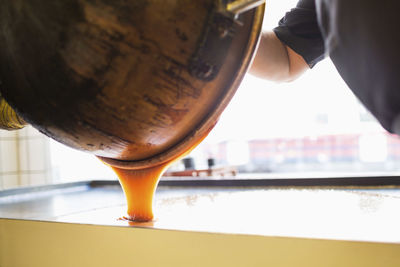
[
  {"xmin": 108, "ymin": 127, "xmax": 213, "ymax": 222},
  {"xmin": 111, "ymin": 163, "xmax": 171, "ymax": 222}
]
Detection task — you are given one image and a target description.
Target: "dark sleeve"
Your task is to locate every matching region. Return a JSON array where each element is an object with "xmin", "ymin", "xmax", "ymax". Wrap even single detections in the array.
[{"xmin": 273, "ymin": 0, "xmax": 325, "ymax": 68}]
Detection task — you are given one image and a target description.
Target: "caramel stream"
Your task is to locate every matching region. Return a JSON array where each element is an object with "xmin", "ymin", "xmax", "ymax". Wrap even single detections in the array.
[
  {"xmin": 106, "ymin": 129, "xmax": 212, "ymax": 222},
  {"xmin": 111, "ymin": 163, "xmax": 170, "ymax": 222}
]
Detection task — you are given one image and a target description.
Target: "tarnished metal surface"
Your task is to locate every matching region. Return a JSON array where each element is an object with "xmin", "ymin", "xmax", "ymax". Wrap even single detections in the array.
[{"xmin": 0, "ymin": 1, "xmax": 264, "ymax": 168}]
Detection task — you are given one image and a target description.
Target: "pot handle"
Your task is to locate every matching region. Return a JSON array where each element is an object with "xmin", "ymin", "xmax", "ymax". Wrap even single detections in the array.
[
  {"xmin": 189, "ymin": 0, "xmax": 265, "ymax": 81},
  {"xmin": 218, "ymin": 0, "xmax": 265, "ymax": 18}
]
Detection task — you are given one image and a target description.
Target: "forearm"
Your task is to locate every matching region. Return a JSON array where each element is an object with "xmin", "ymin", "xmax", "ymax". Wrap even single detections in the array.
[{"xmin": 249, "ymin": 31, "xmax": 309, "ymax": 82}]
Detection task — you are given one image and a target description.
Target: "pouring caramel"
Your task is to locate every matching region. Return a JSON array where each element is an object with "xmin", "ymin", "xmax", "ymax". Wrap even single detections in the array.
[
  {"xmin": 111, "ymin": 163, "xmax": 169, "ymax": 222},
  {"xmin": 0, "ymin": 0, "xmax": 264, "ymax": 223},
  {"xmin": 104, "ymin": 127, "xmax": 211, "ymax": 222}
]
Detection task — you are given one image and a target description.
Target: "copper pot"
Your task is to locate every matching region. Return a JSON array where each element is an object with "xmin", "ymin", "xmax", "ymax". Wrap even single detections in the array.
[{"xmin": 0, "ymin": 0, "xmax": 264, "ymax": 168}]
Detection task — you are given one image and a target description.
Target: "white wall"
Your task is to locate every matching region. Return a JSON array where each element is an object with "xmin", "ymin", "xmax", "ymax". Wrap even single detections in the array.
[{"xmin": 0, "ymin": 126, "xmax": 52, "ymax": 190}]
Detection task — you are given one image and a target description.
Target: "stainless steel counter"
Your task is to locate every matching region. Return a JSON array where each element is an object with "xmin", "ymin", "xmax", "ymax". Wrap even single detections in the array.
[{"xmin": 2, "ymin": 180, "xmax": 400, "ymax": 243}]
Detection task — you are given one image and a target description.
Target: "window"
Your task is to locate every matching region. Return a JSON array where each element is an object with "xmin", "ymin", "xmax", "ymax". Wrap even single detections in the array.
[{"xmin": 1, "ymin": 0, "xmax": 400, "ymax": 190}]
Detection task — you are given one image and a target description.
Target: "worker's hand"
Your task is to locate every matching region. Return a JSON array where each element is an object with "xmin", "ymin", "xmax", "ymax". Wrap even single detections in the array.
[
  {"xmin": 249, "ymin": 31, "xmax": 309, "ymax": 82},
  {"xmin": 0, "ymin": 95, "xmax": 27, "ymax": 130}
]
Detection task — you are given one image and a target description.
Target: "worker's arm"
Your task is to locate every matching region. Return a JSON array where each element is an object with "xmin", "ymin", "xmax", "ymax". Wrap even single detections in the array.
[{"xmin": 249, "ymin": 31, "xmax": 309, "ymax": 82}]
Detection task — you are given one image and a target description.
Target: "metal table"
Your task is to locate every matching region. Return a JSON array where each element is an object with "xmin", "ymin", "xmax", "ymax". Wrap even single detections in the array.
[{"xmin": 2, "ymin": 178, "xmax": 400, "ymax": 266}]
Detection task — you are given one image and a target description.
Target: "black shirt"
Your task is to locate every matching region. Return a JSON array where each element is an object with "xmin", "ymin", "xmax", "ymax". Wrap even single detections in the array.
[
  {"xmin": 273, "ymin": 0, "xmax": 325, "ymax": 68},
  {"xmin": 273, "ymin": 0, "xmax": 400, "ymax": 134}
]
